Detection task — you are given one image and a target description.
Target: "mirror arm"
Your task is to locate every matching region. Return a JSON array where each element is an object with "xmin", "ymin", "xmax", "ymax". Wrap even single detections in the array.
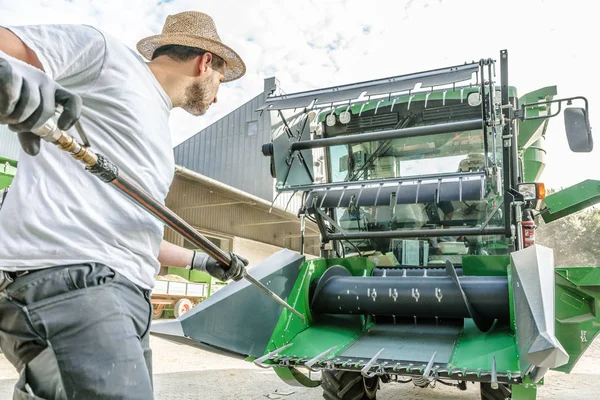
[{"xmin": 517, "ymin": 96, "xmax": 589, "ymax": 122}]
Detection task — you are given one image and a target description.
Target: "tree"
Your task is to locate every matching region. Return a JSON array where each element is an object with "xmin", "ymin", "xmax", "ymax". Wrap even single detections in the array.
[{"xmin": 536, "ymin": 203, "xmax": 600, "ymax": 267}]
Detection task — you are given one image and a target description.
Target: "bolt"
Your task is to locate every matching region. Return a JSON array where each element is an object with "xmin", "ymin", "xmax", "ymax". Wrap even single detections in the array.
[{"xmin": 412, "ymin": 288, "xmax": 420, "ymax": 302}]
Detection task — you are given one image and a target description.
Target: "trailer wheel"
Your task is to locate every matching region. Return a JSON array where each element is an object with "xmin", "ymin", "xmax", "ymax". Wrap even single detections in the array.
[
  {"xmin": 174, "ymin": 298, "xmax": 193, "ymax": 318},
  {"xmin": 322, "ymin": 370, "xmax": 378, "ymax": 400},
  {"xmin": 480, "ymin": 382, "xmax": 511, "ymax": 400},
  {"xmin": 152, "ymin": 304, "xmax": 165, "ymax": 320}
]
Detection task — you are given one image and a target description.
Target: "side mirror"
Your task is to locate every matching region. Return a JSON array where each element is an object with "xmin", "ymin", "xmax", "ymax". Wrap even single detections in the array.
[{"xmin": 565, "ymin": 107, "xmax": 593, "ymax": 152}]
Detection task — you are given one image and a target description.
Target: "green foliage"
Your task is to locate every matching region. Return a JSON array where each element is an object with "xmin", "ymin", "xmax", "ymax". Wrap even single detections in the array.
[{"xmin": 536, "ymin": 199, "xmax": 600, "ymax": 266}]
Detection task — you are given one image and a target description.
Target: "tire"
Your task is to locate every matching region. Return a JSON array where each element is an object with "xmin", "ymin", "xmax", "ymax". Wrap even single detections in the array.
[
  {"xmin": 152, "ymin": 304, "xmax": 165, "ymax": 320},
  {"xmin": 173, "ymin": 298, "xmax": 193, "ymax": 318},
  {"xmin": 321, "ymin": 370, "xmax": 378, "ymax": 400},
  {"xmin": 480, "ymin": 382, "xmax": 511, "ymax": 400}
]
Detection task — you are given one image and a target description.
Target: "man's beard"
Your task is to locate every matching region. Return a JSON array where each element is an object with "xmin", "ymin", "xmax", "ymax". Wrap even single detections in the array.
[{"xmin": 183, "ymin": 80, "xmax": 213, "ymax": 116}]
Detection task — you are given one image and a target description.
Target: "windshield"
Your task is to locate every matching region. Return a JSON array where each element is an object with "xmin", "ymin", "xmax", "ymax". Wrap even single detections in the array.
[
  {"xmin": 330, "ymin": 129, "xmax": 491, "ymax": 181},
  {"xmin": 326, "ymin": 127, "xmax": 508, "ymax": 263}
]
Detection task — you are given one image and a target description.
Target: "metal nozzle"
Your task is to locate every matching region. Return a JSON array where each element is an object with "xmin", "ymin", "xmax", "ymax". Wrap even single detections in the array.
[{"xmin": 30, "ymin": 116, "xmax": 97, "ymax": 167}]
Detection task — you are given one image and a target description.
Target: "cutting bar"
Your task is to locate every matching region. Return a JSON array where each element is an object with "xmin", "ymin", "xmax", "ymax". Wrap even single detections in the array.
[{"xmin": 29, "ymin": 115, "xmax": 305, "ymax": 322}]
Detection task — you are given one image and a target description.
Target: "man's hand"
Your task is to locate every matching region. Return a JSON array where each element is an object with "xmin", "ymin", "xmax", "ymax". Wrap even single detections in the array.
[
  {"xmin": 191, "ymin": 251, "xmax": 248, "ymax": 282},
  {"xmin": 0, "ymin": 51, "xmax": 82, "ymax": 156}
]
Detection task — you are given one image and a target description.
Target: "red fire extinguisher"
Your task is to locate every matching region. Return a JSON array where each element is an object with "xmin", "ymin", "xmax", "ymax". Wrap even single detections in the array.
[{"xmin": 522, "ymin": 210, "xmax": 536, "ymax": 248}]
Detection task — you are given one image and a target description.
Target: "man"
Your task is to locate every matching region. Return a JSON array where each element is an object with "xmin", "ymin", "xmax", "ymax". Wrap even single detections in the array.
[{"xmin": 0, "ymin": 11, "xmax": 248, "ymax": 399}]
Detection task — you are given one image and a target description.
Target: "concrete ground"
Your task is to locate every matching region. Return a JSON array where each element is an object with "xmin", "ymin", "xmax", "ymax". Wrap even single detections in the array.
[{"xmin": 1, "ymin": 335, "xmax": 598, "ymax": 399}]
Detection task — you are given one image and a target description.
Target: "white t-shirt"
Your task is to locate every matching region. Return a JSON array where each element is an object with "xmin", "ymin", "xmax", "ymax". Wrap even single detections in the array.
[{"xmin": 0, "ymin": 24, "xmax": 175, "ymax": 290}]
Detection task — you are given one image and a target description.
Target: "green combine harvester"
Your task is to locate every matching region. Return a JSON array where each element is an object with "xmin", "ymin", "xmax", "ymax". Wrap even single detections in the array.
[
  {"xmin": 152, "ymin": 49, "xmax": 600, "ymax": 400},
  {"xmin": 0, "ymin": 156, "xmax": 17, "ymax": 205}
]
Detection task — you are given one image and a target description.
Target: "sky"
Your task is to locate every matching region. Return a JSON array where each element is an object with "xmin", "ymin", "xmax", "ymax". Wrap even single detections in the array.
[{"xmin": 1, "ymin": 0, "xmax": 599, "ymax": 190}]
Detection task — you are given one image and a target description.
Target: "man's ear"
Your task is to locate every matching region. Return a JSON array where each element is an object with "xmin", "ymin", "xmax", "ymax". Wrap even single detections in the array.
[{"xmin": 198, "ymin": 52, "xmax": 213, "ymax": 76}]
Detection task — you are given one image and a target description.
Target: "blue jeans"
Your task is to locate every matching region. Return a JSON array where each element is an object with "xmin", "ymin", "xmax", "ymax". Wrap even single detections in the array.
[{"xmin": 0, "ymin": 264, "xmax": 153, "ymax": 399}]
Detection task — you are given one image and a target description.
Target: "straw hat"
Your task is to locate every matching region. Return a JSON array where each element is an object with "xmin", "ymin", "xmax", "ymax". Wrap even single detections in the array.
[{"xmin": 137, "ymin": 11, "xmax": 246, "ymax": 82}]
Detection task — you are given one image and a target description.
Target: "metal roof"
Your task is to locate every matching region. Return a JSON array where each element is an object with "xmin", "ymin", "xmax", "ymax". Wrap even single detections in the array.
[{"xmin": 165, "ymin": 165, "xmax": 320, "ymax": 255}]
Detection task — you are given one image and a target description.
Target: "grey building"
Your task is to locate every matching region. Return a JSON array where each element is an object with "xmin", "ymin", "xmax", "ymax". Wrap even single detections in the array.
[{"xmin": 173, "ymin": 77, "xmax": 301, "ymax": 213}]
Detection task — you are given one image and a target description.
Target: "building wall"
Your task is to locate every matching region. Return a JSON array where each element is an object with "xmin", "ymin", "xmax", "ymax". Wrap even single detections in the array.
[
  {"xmin": 173, "ymin": 78, "xmax": 303, "ymax": 213},
  {"xmin": 174, "ymin": 82, "xmax": 273, "ymax": 201},
  {"xmin": 232, "ymin": 237, "xmax": 317, "ymax": 271},
  {"xmin": 232, "ymin": 237, "xmax": 284, "ymax": 270}
]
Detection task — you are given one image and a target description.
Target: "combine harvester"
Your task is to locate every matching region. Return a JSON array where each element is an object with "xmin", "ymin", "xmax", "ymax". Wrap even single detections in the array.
[
  {"xmin": 152, "ymin": 50, "xmax": 600, "ymax": 400},
  {"xmin": 0, "ymin": 126, "xmax": 18, "ymax": 208}
]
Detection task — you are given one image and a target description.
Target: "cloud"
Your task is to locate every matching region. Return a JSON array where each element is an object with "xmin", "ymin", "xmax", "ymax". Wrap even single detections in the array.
[{"xmin": 1, "ymin": 0, "xmax": 598, "ymax": 189}]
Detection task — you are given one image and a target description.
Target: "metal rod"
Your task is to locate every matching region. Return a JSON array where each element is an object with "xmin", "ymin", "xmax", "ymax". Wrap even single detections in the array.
[
  {"xmin": 479, "ymin": 61, "xmax": 489, "ymax": 171},
  {"xmin": 290, "ymin": 119, "xmax": 483, "ymax": 151},
  {"xmin": 305, "ymin": 346, "xmax": 337, "ymax": 369},
  {"xmin": 276, "ymin": 170, "xmax": 486, "ymax": 193},
  {"xmin": 111, "ymin": 174, "xmax": 231, "ymax": 265},
  {"xmin": 327, "ymin": 226, "xmax": 505, "ymax": 240},
  {"xmin": 244, "ymin": 273, "xmax": 305, "ymax": 321},
  {"xmin": 30, "ymin": 117, "xmax": 305, "ymax": 321},
  {"xmin": 253, "ymin": 343, "xmax": 294, "ymax": 368},
  {"xmin": 361, "ymin": 348, "xmax": 385, "ymax": 378},
  {"xmin": 491, "ymin": 356, "xmax": 498, "ymax": 389},
  {"xmin": 423, "ymin": 351, "xmax": 438, "ymax": 381},
  {"xmin": 500, "ymin": 49, "xmax": 513, "ymax": 238},
  {"xmin": 511, "ymin": 100, "xmax": 520, "ymax": 187}
]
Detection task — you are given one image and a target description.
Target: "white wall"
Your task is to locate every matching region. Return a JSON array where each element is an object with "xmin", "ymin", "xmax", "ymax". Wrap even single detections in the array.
[{"xmin": 232, "ymin": 236, "xmax": 317, "ymax": 270}]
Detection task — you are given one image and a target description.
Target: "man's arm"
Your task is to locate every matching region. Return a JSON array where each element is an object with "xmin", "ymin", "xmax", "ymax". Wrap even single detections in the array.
[
  {"xmin": 158, "ymin": 240, "xmax": 248, "ymax": 282},
  {"xmin": 0, "ymin": 27, "xmax": 43, "ymax": 70},
  {"xmin": 158, "ymin": 240, "xmax": 194, "ymax": 268},
  {"xmin": 0, "ymin": 25, "xmax": 85, "ymax": 154}
]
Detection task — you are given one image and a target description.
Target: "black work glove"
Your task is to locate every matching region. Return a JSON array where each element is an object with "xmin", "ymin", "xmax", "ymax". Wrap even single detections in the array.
[
  {"xmin": 0, "ymin": 50, "xmax": 82, "ymax": 156},
  {"xmin": 191, "ymin": 251, "xmax": 248, "ymax": 282}
]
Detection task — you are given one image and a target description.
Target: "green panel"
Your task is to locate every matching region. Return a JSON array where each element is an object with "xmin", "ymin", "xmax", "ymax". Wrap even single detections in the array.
[
  {"xmin": 265, "ymin": 257, "xmax": 375, "ymax": 363},
  {"xmin": 523, "ymin": 137, "xmax": 546, "ymax": 182},
  {"xmin": 0, "ymin": 156, "xmax": 18, "ymax": 167},
  {"xmin": 0, "ymin": 161, "xmax": 17, "ymax": 191},
  {"xmin": 517, "ymin": 86, "xmax": 557, "ymax": 149},
  {"xmin": 553, "ymin": 267, "xmax": 600, "ymax": 373},
  {"xmin": 273, "ymin": 367, "xmax": 321, "ymax": 388},
  {"xmin": 449, "ymin": 319, "xmax": 520, "ymax": 374},
  {"xmin": 278, "ymin": 320, "xmax": 365, "ymax": 359},
  {"xmin": 317, "ymin": 86, "xmax": 519, "ymax": 122},
  {"xmin": 166, "ymin": 267, "xmax": 190, "ymax": 281},
  {"xmin": 542, "ymin": 180, "xmax": 600, "ymax": 223},
  {"xmin": 462, "ymin": 255, "xmax": 510, "ymax": 276},
  {"xmin": 189, "ymin": 269, "xmax": 212, "ymax": 283},
  {"xmin": 512, "ymin": 383, "xmax": 538, "ymax": 400},
  {"xmin": 266, "ymin": 259, "xmax": 327, "ymax": 354}
]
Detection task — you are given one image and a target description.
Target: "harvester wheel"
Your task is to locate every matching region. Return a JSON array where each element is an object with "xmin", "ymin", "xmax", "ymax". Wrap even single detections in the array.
[
  {"xmin": 480, "ymin": 382, "xmax": 511, "ymax": 400},
  {"xmin": 173, "ymin": 298, "xmax": 193, "ymax": 318},
  {"xmin": 322, "ymin": 370, "xmax": 378, "ymax": 400}
]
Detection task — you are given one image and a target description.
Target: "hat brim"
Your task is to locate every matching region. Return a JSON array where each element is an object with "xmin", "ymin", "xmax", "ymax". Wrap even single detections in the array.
[{"xmin": 136, "ymin": 33, "xmax": 246, "ymax": 82}]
